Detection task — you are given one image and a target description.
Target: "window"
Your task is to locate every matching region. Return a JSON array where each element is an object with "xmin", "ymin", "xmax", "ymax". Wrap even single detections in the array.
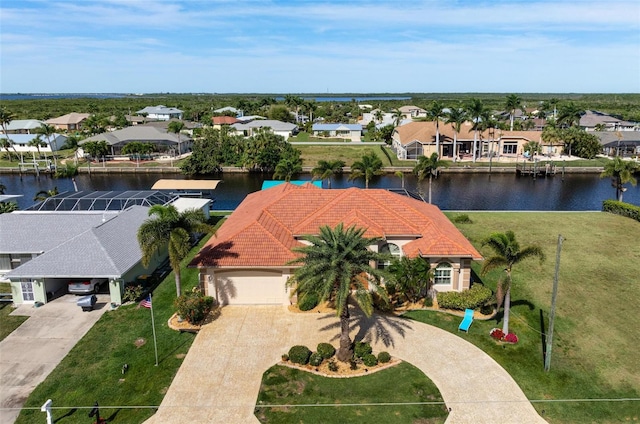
[
  {"xmin": 378, "ymin": 243, "xmax": 400, "ymax": 269},
  {"xmin": 434, "ymin": 262, "xmax": 453, "ymax": 285},
  {"xmin": 503, "ymin": 142, "xmax": 518, "ymax": 154},
  {"xmin": 21, "ymin": 281, "xmax": 34, "ymax": 302},
  {"xmin": 406, "ymin": 142, "xmax": 423, "ymax": 160}
]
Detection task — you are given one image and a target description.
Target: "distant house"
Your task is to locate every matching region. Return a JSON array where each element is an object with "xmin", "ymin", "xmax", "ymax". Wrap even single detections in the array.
[
  {"xmin": 80, "ymin": 125, "xmax": 191, "ymax": 155},
  {"xmin": 211, "ymin": 116, "xmax": 240, "ymax": 128},
  {"xmin": 213, "ymin": 106, "xmax": 243, "ymax": 117},
  {"xmin": 231, "ymin": 120, "xmax": 298, "ymax": 140},
  {"xmin": 580, "ymin": 110, "xmax": 638, "ymax": 132},
  {"xmin": 1, "ymin": 119, "xmax": 45, "ymax": 134},
  {"xmin": 398, "ymin": 105, "xmax": 427, "ymax": 119},
  {"xmin": 594, "ymin": 131, "xmax": 640, "ymax": 157},
  {"xmin": 46, "ymin": 113, "xmax": 90, "ymax": 131},
  {"xmin": 312, "ymin": 123, "xmax": 362, "ymax": 142},
  {"xmin": 0, "ymin": 133, "xmax": 67, "ymax": 153},
  {"xmin": 136, "ymin": 105, "xmax": 183, "ymax": 121},
  {"xmin": 190, "ymin": 184, "xmax": 482, "ymax": 305}
]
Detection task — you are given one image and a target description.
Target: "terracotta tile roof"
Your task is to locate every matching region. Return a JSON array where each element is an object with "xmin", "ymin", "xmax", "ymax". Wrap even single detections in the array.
[
  {"xmin": 191, "ymin": 184, "xmax": 482, "ymax": 268},
  {"xmin": 211, "ymin": 116, "xmax": 239, "ymax": 125}
]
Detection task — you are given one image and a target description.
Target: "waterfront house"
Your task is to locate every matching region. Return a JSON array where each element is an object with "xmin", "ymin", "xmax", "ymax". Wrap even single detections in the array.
[
  {"xmin": 45, "ymin": 113, "xmax": 90, "ymax": 131},
  {"xmin": 0, "ymin": 133, "xmax": 67, "ymax": 154},
  {"xmin": 136, "ymin": 105, "xmax": 183, "ymax": 121},
  {"xmin": 0, "ymin": 119, "xmax": 45, "ymax": 134},
  {"xmin": 594, "ymin": 131, "xmax": 640, "ymax": 157},
  {"xmin": 580, "ymin": 110, "xmax": 638, "ymax": 132},
  {"xmin": 211, "ymin": 116, "xmax": 240, "ymax": 129},
  {"xmin": 190, "ymin": 183, "xmax": 482, "ymax": 305},
  {"xmin": 230, "ymin": 119, "xmax": 298, "ymax": 140},
  {"xmin": 80, "ymin": 125, "xmax": 192, "ymax": 155},
  {"xmin": 312, "ymin": 123, "xmax": 362, "ymax": 141}
]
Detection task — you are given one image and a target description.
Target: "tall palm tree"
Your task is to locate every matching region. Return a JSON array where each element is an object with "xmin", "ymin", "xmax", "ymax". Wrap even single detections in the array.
[
  {"xmin": 35, "ymin": 123, "xmax": 58, "ymax": 169},
  {"xmin": 413, "ymin": 152, "xmax": 448, "ymax": 204},
  {"xmin": 311, "ymin": 159, "xmax": 345, "ymax": 188},
  {"xmin": 426, "ymin": 101, "xmax": 445, "ymax": 157},
  {"xmin": 505, "ymin": 94, "xmax": 522, "ymax": 131},
  {"xmin": 273, "ymin": 157, "xmax": 302, "ymax": 181},
  {"xmin": 137, "ymin": 205, "xmax": 214, "ymax": 297},
  {"xmin": 288, "ymin": 223, "xmax": 387, "ymax": 362},
  {"xmin": 0, "ymin": 107, "xmax": 16, "ymax": 162},
  {"xmin": 167, "ymin": 121, "xmax": 186, "ymax": 156},
  {"xmin": 600, "ymin": 157, "xmax": 638, "ymax": 202},
  {"xmin": 349, "ymin": 151, "xmax": 383, "ymax": 189},
  {"xmin": 373, "ymin": 109, "xmax": 384, "ymax": 125},
  {"xmin": 391, "ymin": 108, "xmax": 403, "ymax": 127},
  {"xmin": 557, "ymin": 102, "xmax": 584, "ymax": 129},
  {"xmin": 445, "ymin": 108, "xmax": 466, "ymax": 161},
  {"xmin": 27, "ymin": 135, "xmax": 47, "ymax": 158},
  {"xmin": 548, "ymin": 98, "xmax": 559, "ymax": 120},
  {"xmin": 466, "ymin": 98, "xmax": 485, "ymax": 163},
  {"xmin": 480, "ymin": 231, "xmax": 545, "ymax": 335}
]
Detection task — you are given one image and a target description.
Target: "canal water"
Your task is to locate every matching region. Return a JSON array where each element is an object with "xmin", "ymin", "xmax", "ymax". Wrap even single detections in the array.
[{"xmin": 1, "ymin": 172, "xmax": 638, "ymax": 212}]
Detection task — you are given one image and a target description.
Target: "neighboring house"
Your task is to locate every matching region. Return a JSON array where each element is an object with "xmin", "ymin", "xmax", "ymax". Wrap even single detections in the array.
[
  {"xmin": 359, "ymin": 109, "xmax": 395, "ymax": 127},
  {"xmin": 0, "ymin": 119, "xmax": 45, "ymax": 134},
  {"xmin": 211, "ymin": 116, "xmax": 239, "ymax": 129},
  {"xmin": 46, "ymin": 113, "xmax": 90, "ymax": 131},
  {"xmin": 190, "ymin": 184, "xmax": 482, "ymax": 305},
  {"xmin": 80, "ymin": 125, "xmax": 192, "ymax": 155},
  {"xmin": 230, "ymin": 120, "xmax": 298, "ymax": 140},
  {"xmin": 0, "ymin": 206, "xmax": 163, "ymax": 306},
  {"xmin": 392, "ymin": 121, "xmax": 560, "ymax": 160},
  {"xmin": 125, "ymin": 115, "xmax": 147, "ymax": 125},
  {"xmin": 312, "ymin": 123, "xmax": 362, "ymax": 142},
  {"xmin": 213, "ymin": 106, "xmax": 243, "ymax": 117},
  {"xmin": 0, "ymin": 133, "xmax": 67, "ymax": 153},
  {"xmin": 136, "ymin": 105, "xmax": 183, "ymax": 121},
  {"xmin": 580, "ymin": 110, "xmax": 638, "ymax": 132},
  {"xmin": 398, "ymin": 105, "xmax": 427, "ymax": 119},
  {"xmin": 594, "ymin": 131, "xmax": 640, "ymax": 156}
]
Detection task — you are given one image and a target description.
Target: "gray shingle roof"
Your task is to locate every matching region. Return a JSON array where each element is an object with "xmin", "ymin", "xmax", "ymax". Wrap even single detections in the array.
[
  {"xmin": 5, "ymin": 206, "xmax": 150, "ymax": 279},
  {"xmin": 136, "ymin": 105, "xmax": 183, "ymax": 115},
  {"xmin": 80, "ymin": 126, "xmax": 188, "ymax": 146}
]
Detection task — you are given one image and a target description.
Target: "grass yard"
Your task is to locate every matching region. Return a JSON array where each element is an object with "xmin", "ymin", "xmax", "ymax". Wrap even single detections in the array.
[
  {"xmin": 15, "ymin": 235, "xmax": 212, "ymax": 424},
  {"xmin": 296, "ymin": 144, "xmax": 412, "ymax": 168},
  {"xmin": 255, "ymin": 362, "xmax": 448, "ymax": 424},
  {"xmin": 406, "ymin": 212, "xmax": 639, "ymax": 423},
  {"xmin": 0, "ymin": 283, "xmax": 28, "ymax": 342}
]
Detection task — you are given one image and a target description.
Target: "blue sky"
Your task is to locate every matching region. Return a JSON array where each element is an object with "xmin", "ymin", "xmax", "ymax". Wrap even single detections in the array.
[{"xmin": 1, "ymin": 0, "xmax": 639, "ymax": 93}]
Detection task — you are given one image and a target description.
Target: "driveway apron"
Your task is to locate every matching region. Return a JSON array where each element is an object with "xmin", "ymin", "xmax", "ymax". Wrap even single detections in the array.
[
  {"xmin": 146, "ymin": 306, "xmax": 545, "ymax": 424},
  {"xmin": 0, "ymin": 295, "xmax": 109, "ymax": 424}
]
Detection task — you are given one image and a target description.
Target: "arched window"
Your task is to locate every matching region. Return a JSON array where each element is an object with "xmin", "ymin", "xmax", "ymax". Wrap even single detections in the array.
[
  {"xmin": 378, "ymin": 243, "xmax": 400, "ymax": 269},
  {"xmin": 434, "ymin": 262, "xmax": 453, "ymax": 285}
]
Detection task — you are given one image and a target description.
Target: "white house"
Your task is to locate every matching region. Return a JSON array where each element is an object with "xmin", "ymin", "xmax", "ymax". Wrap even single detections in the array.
[
  {"xmin": 312, "ymin": 123, "xmax": 362, "ymax": 142},
  {"xmin": 230, "ymin": 120, "xmax": 298, "ymax": 140},
  {"xmin": 136, "ymin": 105, "xmax": 183, "ymax": 121}
]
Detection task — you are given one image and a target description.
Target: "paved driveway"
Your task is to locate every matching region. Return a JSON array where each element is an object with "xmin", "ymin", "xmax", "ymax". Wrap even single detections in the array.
[
  {"xmin": 0, "ymin": 295, "xmax": 109, "ymax": 424},
  {"xmin": 146, "ymin": 306, "xmax": 546, "ymax": 424}
]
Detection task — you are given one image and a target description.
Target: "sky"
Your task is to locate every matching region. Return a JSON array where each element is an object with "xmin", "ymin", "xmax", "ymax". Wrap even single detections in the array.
[{"xmin": 1, "ymin": 0, "xmax": 639, "ymax": 94}]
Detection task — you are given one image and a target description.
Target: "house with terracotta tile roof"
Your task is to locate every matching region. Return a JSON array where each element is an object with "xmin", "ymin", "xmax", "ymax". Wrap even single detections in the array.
[
  {"xmin": 211, "ymin": 115, "xmax": 239, "ymax": 128},
  {"xmin": 190, "ymin": 184, "xmax": 482, "ymax": 305}
]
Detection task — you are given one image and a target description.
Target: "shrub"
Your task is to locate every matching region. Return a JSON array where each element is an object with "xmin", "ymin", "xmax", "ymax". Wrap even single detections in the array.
[
  {"xmin": 298, "ymin": 292, "xmax": 319, "ymax": 311},
  {"xmin": 309, "ymin": 352, "xmax": 324, "ymax": 367},
  {"xmin": 423, "ymin": 296, "xmax": 433, "ymax": 307},
  {"xmin": 378, "ymin": 351, "xmax": 391, "ymax": 363},
  {"xmin": 123, "ymin": 284, "xmax": 144, "ymax": 302},
  {"xmin": 504, "ymin": 333, "xmax": 519, "ymax": 343},
  {"xmin": 354, "ymin": 341, "xmax": 372, "ymax": 358},
  {"xmin": 317, "ymin": 343, "xmax": 336, "ymax": 359},
  {"xmin": 328, "ymin": 360, "xmax": 339, "ymax": 372},
  {"xmin": 362, "ymin": 354, "xmax": 378, "ymax": 367},
  {"xmin": 281, "ymin": 354, "xmax": 289, "ymax": 361},
  {"xmin": 437, "ymin": 284, "xmax": 493, "ymax": 311},
  {"xmin": 480, "ymin": 302, "xmax": 495, "ymax": 316},
  {"xmin": 490, "ymin": 328, "xmax": 505, "ymax": 340},
  {"xmin": 603, "ymin": 200, "xmax": 640, "ymax": 222},
  {"xmin": 372, "ymin": 291, "xmax": 393, "ymax": 312},
  {"xmin": 452, "ymin": 213, "xmax": 473, "ymax": 224},
  {"xmin": 288, "ymin": 345, "xmax": 311, "ymax": 365},
  {"xmin": 174, "ymin": 289, "xmax": 215, "ymax": 324}
]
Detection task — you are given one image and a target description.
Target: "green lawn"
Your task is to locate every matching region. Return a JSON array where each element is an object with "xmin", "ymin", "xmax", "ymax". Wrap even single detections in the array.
[
  {"xmin": 0, "ymin": 283, "xmax": 28, "ymax": 341},
  {"xmin": 406, "ymin": 212, "xmax": 640, "ymax": 423},
  {"xmin": 255, "ymin": 362, "xmax": 448, "ymax": 424},
  {"xmin": 296, "ymin": 144, "xmax": 412, "ymax": 168},
  {"xmin": 15, "ymin": 235, "xmax": 212, "ymax": 424},
  {"xmin": 289, "ymin": 131, "xmax": 349, "ymax": 143}
]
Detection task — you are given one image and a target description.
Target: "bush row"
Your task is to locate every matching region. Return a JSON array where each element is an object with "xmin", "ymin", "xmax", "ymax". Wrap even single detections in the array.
[
  {"xmin": 285, "ymin": 342, "xmax": 391, "ymax": 369},
  {"xmin": 437, "ymin": 284, "xmax": 493, "ymax": 311},
  {"xmin": 603, "ymin": 200, "xmax": 640, "ymax": 222}
]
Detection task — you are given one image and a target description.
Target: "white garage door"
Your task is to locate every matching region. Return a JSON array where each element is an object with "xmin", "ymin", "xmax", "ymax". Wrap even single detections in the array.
[{"xmin": 214, "ymin": 270, "xmax": 286, "ymax": 305}]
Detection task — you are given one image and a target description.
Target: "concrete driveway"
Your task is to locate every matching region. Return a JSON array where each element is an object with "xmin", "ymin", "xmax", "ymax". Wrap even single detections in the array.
[
  {"xmin": 146, "ymin": 306, "xmax": 546, "ymax": 424},
  {"xmin": 0, "ymin": 294, "xmax": 109, "ymax": 424}
]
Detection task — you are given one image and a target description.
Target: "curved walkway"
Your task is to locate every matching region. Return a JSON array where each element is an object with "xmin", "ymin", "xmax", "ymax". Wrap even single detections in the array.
[{"xmin": 145, "ymin": 306, "xmax": 546, "ymax": 424}]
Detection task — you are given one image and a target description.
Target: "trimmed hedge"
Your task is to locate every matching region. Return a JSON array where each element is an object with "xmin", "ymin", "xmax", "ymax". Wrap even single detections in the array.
[
  {"xmin": 378, "ymin": 351, "xmax": 391, "ymax": 363},
  {"xmin": 298, "ymin": 292, "xmax": 319, "ymax": 311},
  {"xmin": 288, "ymin": 345, "xmax": 311, "ymax": 365},
  {"xmin": 437, "ymin": 284, "xmax": 493, "ymax": 311},
  {"xmin": 174, "ymin": 289, "xmax": 215, "ymax": 324},
  {"xmin": 362, "ymin": 353, "xmax": 378, "ymax": 367},
  {"xmin": 603, "ymin": 200, "xmax": 640, "ymax": 222},
  {"xmin": 354, "ymin": 341, "xmax": 372, "ymax": 359},
  {"xmin": 317, "ymin": 343, "xmax": 336, "ymax": 359},
  {"xmin": 309, "ymin": 352, "xmax": 324, "ymax": 367}
]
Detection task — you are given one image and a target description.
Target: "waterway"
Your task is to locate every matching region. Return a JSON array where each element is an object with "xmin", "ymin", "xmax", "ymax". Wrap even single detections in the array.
[{"xmin": 2, "ymin": 172, "xmax": 638, "ymax": 212}]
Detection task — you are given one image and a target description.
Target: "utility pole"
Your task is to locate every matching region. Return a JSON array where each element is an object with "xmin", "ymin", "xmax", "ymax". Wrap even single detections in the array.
[{"xmin": 545, "ymin": 234, "xmax": 564, "ymax": 372}]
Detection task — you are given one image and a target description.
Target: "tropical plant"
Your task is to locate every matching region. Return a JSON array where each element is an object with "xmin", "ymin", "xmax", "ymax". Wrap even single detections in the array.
[
  {"xmin": 466, "ymin": 98, "xmax": 485, "ymax": 163},
  {"xmin": 600, "ymin": 157, "xmax": 639, "ymax": 202},
  {"xmin": 82, "ymin": 140, "xmax": 109, "ymax": 161},
  {"xmin": 349, "ymin": 151, "xmax": 383, "ymax": 189},
  {"xmin": 557, "ymin": 102, "xmax": 584, "ymax": 129},
  {"xmin": 505, "ymin": 94, "xmax": 522, "ymax": 131},
  {"xmin": 480, "ymin": 231, "xmax": 545, "ymax": 335},
  {"xmin": 413, "ymin": 152, "xmax": 448, "ymax": 204},
  {"xmin": 445, "ymin": 107, "xmax": 466, "ymax": 161},
  {"xmin": 167, "ymin": 121, "xmax": 186, "ymax": 156},
  {"xmin": 391, "ymin": 108, "xmax": 403, "ymax": 127},
  {"xmin": 386, "ymin": 256, "xmax": 433, "ymax": 304},
  {"xmin": 273, "ymin": 157, "xmax": 302, "ymax": 181},
  {"xmin": 288, "ymin": 223, "xmax": 387, "ymax": 362},
  {"xmin": 174, "ymin": 288, "xmax": 214, "ymax": 324},
  {"xmin": 33, "ymin": 186, "xmax": 59, "ymax": 201},
  {"xmin": 34, "ymin": 124, "xmax": 59, "ymax": 169},
  {"xmin": 0, "ymin": 107, "xmax": 17, "ymax": 161},
  {"xmin": 522, "ymin": 141, "xmax": 541, "ymax": 160},
  {"xmin": 0, "ymin": 202, "xmax": 18, "ymax": 214},
  {"xmin": 137, "ymin": 205, "xmax": 214, "ymax": 297},
  {"xmin": 27, "ymin": 135, "xmax": 47, "ymax": 158},
  {"xmin": 426, "ymin": 101, "xmax": 446, "ymax": 157},
  {"xmin": 373, "ymin": 109, "xmax": 384, "ymax": 124},
  {"xmin": 311, "ymin": 159, "xmax": 345, "ymax": 188}
]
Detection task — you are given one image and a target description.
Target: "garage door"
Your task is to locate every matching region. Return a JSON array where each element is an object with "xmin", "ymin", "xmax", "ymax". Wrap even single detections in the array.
[{"xmin": 213, "ymin": 270, "xmax": 286, "ymax": 305}]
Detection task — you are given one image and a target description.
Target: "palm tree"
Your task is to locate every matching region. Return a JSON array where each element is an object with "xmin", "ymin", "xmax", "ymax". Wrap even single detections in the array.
[
  {"xmin": 413, "ymin": 152, "xmax": 448, "ymax": 204},
  {"xmin": 33, "ymin": 186, "xmax": 59, "ymax": 201},
  {"xmin": 273, "ymin": 157, "xmax": 302, "ymax": 181},
  {"xmin": 480, "ymin": 231, "xmax": 545, "ymax": 335},
  {"xmin": 466, "ymin": 98, "xmax": 485, "ymax": 163},
  {"xmin": 137, "ymin": 205, "xmax": 214, "ymax": 297},
  {"xmin": 505, "ymin": 94, "xmax": 522, "ymax": 131},
  {"xmin": 35, "ymin": 123, "xmax": 58, "ymax": 169},
  {"xmin": 600, "ymin": 157, "xmax": 639, "ymax": 202},
  {"xmin": 391, "ymin": 108, "xmax": 403, "ymax": 127},
  {"xmin": 426, "ymin": 101, "xmax": 445, "ymax": 157},
  {"xmin": 0, "ymin": 107, "xmax": 16, "ymax": 162},
  {"xmin": 445, "ymin": 108, "xmax": 466, "ymax": 161},
  {"xmin": 557, "ymin": 102, "xmax": 584, "ymax": 129},
  {"xmin": 167, "ymin": 121, "xmax": 186, "ymax": 156},
  {"xmin": 27, "ymin": 135, "xmax": 47, "ymax": 158},
  {"xmin": 0, "ymin": 202, "xmax": 18, "ymax": 214},
  {"xmin": 548, "ymin": 98, "xmax": 559, "ymax": 120},
  {"xmin": 288, "ymin": 223, "xmax": 386, "ymax": 362},
  {"xmin": 349, "ymin": 151, "xmax": 383, "ymax": 189},
  {"xmin": 373, "ymin": 109, "xmax": 384, "ymax": 125},
  {"xmin": 311, "ymin": 159, "xmax": 345, "ymax": 188},
  {"xmin": 387, "ymin": 256, "xmax": 433, "ymax": 304}
]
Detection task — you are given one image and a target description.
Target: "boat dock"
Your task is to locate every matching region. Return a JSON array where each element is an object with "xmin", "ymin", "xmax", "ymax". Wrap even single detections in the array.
[{"xmin": 516, "ymin": 160, "xmax": 558, "ymax": 178}]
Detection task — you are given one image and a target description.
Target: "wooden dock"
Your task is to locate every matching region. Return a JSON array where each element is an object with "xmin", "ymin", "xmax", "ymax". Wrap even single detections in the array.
[{"xmin": 516, "ymin": 161, "xmax": 557, "ymax": 178}]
